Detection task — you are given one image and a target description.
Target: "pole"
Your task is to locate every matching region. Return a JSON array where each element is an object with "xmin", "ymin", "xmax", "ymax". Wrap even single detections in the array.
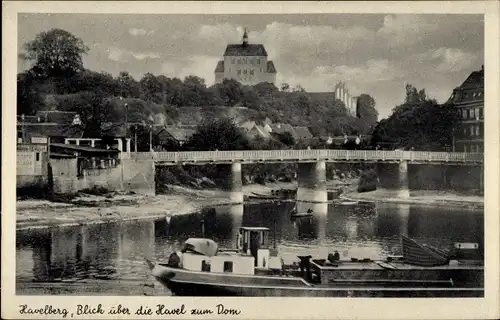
[
  {"xmin": 201, "ymin": 219, "xmax": 205, "ymax": 238},
  {"xmin": 273, "ymin": 220, "xmax": 277, "ymax": 251},
  {"xmin": 149, "ymin": 125, "xmax": 153, "ymax": 152},
  {"xmin": 134, "ymin": 125, "xmax": 138, "ymax": 152}
]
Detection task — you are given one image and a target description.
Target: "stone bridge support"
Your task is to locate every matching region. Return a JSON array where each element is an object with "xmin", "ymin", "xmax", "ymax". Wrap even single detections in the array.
[
  {"xmin": 296, "ymin": 161, "xmax": 328, "ymax": 203},
  {"xmin": 218, "ymin": 162, "xmax": 244, "ymax": 204},
  {"xmin": 376, "ymin": 161, "xmax": 409, "ymax": 198},
  {"xmin": 121, "ymin": 158, "xmax": 156, "ymax": 196}
]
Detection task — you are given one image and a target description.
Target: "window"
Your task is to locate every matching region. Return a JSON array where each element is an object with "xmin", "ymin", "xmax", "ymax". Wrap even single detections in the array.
[
  {"xmin": 463, "ymin": 126, "xmax": 467, "ymax": 136},
  {"xmin": 231, "ymin": 58, "xmax": 235, "ymax": 64},
  {"xmin": 462, "ymin": 109, "xmax": 467, "ymax": 119},
  {"xmin": 229, "ymin": 68, "xmax": 231, "ymax": 72},
  {"xmin": 258, "ymin": 58, "xmax": 260, "ymax": 64},
  {"xmin": 238, "ymin": 59, "xmax": 241, "ymax": 64},
  {"xmin": 250, "ymin": 70, "xmax": 254, "ymax": 76},
  {"xmin": 470, "ymin": 125, "xmax": 475, "ymax": 136},
  {"xmin": 260, "ymin": 68, "xmax": 262, "ymax": 72},
  {"xmin": 463, "ymin": 144, "xmax": 468, "ymax": 153},
  {"xmin": 243, "ymin": 70, "xmax": 247, "ymax": 75},
  {"xmin": 35, "ymin": 152, "xmax": 40, "ymax": 161},
  {"xmin": 479, "ymin": 108, "xmax": 484, "ymax": 119},
  {"xmin": 237, "ymin": 70, "xmax": 241, "ymax": 75},
  {"xmin": 476, "ymin": 125, "xmax": 480, "ymax": 136},
  {"xmin": 471, "ymin": 108, "xmax": 476, "ymax": 119},
  {"xmin": 201, "ymin": 260, "xmax": 211, "ymax": 272},
  {"xmin": 473, "ymin": 92, "xmax": 477, "ymax": 98},
  {"xmin": 475, "ymin": 107, "xmax": 480, "ymax": 119},
  {"xmin": 223, "ymin": 261, "xmax": 233, "ymax": 272},
  {"xmin": 470, "ymin": 144, "xmax": 476, "ymax": 153}
]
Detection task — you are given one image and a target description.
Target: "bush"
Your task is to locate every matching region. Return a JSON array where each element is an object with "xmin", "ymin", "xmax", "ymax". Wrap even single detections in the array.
[{"xmin": 358, "ymin": 169, "xmax": 378, "ymax": 193}]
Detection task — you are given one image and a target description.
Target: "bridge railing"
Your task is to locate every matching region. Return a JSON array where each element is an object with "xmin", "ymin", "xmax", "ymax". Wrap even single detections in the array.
[{"xmin": 132, "ymin": 150, "xmax": 483, "ymax": 163}]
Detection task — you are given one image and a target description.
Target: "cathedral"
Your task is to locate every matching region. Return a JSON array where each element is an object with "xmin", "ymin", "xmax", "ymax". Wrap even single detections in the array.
[{"xmin": 214, "ymin": 29, "xmax": 277, "ymax": 85}]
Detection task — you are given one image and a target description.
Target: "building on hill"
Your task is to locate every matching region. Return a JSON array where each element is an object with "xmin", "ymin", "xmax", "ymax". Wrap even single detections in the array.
[
  {"xmin": 447, "ymin": 66, "xmax": 484, "ymax": 153},
  {"xmin": 292, "ymin": 126, "xmax": 313, "ymax": 140},
  {"xmin": 334, "ymin": 82, "xmax": 357, "ymax": 116},
  {"xmin": 214, "ymin": 29, "xmax": 277, "ymax": 85}
]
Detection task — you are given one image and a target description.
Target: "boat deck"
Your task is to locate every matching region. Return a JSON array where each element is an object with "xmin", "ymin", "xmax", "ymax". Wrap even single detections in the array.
[{"xmin": 312, "ymin": 260, "xmax": 483, "ymax": 271}]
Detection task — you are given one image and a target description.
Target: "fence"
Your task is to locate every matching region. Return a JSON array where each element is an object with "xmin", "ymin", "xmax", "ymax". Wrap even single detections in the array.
[{"xmin": 130, "ymin": 150, "xmax": 483, "ymax": 163}]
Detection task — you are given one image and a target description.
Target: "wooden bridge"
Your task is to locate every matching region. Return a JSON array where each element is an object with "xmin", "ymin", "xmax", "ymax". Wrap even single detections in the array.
[{"xmin": 128, "ymin": 149, "xmax": 483, "ymax": 165}]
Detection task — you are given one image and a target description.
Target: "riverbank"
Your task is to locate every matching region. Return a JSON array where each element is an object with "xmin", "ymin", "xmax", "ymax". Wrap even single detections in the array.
[
  {"xmin": 16, "ymin": 178, "xmax": 483, "ymax": 230},
  {"xmin": 16, "ymin": 182, "xmax": 300, "ymax": 230},
  {"xmin": 343, "ymin": 189, "xmax": 484, "ymax": 209}
]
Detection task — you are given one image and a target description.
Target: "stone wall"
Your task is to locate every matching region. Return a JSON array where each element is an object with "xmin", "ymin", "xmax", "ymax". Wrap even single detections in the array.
[
  {"xmin": 17, "ymin": 151, "xmax": 48, "ymax": 188},
  {"xmin": 50, "ymin": 157, "xmax": 156, "ymax": 195}
]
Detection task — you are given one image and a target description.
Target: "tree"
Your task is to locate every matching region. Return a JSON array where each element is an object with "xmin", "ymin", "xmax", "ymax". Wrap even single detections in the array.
[
  {"xmin": 372, "ymin": 85, "xmax": 460, "ymax": 151},
  {"xmin": 117, "ymin": 71, "xmax": 140, "ymax": 98},
  {"xmin": 184, "ymin": 117, "xmax": 250, "ymax": 151},
  {"xmin": 215, "ymin": 79, "xmax": 244, "ymax": 106},
  {"xmin": 17, "ymin": 71, "xmax": 45, "ymax": 115},
  {"xmin": 21, "ymin": 28, "xmax": 89, "ymax": 79},
  {"xmin": 139, "ymin": 73, "xmax": 164, "ymax": 104},
  {"xmin": 280, "ymin": 83, "xmax": 290, "ymax": 92},
  {"xmin": 356, "ymin": 94, "xmax": 378, "ymax": 131}
]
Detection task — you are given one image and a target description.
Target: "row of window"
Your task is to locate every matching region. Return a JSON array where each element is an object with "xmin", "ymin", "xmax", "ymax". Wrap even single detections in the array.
[
  {"xmin": 458, "ymin": 143, "xmax": 483, "ymax": 153},
  {"xmin": 236, "ymin": 69, "xmax": 258, "ymax": 76},
  {"xmin": 462, "ymin": 124, "xmax": 483, "ymax": 137},
  {"xmin": 201, "ymin": 260, "xmax": 233, "ymax": 272},
  {"xmin": 461, "ymin": 107, "xmax": 483, "ymax": 120},
  {"xmin": 231, "ymin": 57, "xmax": 262, "ymax": 65}
]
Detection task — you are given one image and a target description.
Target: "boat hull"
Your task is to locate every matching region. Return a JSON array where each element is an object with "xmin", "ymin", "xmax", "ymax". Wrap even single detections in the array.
[{"xmin": 151, "ymin": 264, "xmax": 483, "ymax": 297}]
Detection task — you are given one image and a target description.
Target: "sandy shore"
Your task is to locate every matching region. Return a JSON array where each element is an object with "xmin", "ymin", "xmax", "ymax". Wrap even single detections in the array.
[
  {"xmin": 16, "ymin": 178, "xmax": 483, "ymax": 230},
  {"xmin": 343, "ymin": 189, "xmax": 483, "ymax": 208}
]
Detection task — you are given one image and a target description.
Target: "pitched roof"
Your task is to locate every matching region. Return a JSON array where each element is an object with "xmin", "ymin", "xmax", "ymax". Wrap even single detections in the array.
[
  {"xmin": 247, "ymin": 124, "xmax": 271, "ymax": 139},
  {"xmin": 267, "ymin": 61, "xmax": 277, "ymax": 73},
  {"xmin": 100, "ymin": 123, "xmax": 127, "ymax": 137},
  {"xmin": 215, "ymin": 60, "xmax": 224, "ymax": 73},
  {"xmin": 158, "ymin": 127, "xmax": 195, "ymax": 143},
  {"xmin": 459, "ymin": 67, "xmax": 484, "ymax": 90},
  {"xmin": 223, "ymin": 44, "xmax": 268, "ymax": 57},
  {"xmin": 292, "ymin": 126, "xmax": 313, "ymax": 139},
  {"xmin": 18, "ymin": 123, "xmax": 84, "ymax": 140},
  {"xmin": 270, "ymin": 123, "xmax": 297, "ymax": 139},
  {"xmin": 35, "ymin": 110, "xmax": 78, "ymax": 124}
]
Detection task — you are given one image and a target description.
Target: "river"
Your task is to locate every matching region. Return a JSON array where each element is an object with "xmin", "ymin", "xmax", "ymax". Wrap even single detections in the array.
[{"xmin": 16, "ymin": 200, "xmax": 483, "ymax": 295}]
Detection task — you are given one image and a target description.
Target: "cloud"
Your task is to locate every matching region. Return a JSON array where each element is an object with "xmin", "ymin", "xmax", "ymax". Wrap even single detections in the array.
[
  {"xmin": 412, "ymin": 47, "xmax": 479, "ymax": 73},
  {"xmin": 377, "ymin": 14, "xmax": 439, "ymax": 47},
  {"xmin": 161, "ymin": 55, "xmax": 221, "ymax": 84},
  {"xmin": 106, "ymin": 46, "xmax": 160, "ymax": 62},
  {"xmin": 128, "ymin": 28, "xmax": 155, "ymax": 37},
  {"xmin": 315, "ymin": 59, "xmax": 402, "ymax": 83}
]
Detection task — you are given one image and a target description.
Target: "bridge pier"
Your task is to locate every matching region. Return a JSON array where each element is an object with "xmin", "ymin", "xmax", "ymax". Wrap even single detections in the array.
[
  {"xmin": 376, "ymin": 161, "xmax": 409, "ymax": 198},
  {"xmin": 218, "ymin": 162, "xmax": 244, "ymax": 204},
  {"xmin": 296, "ymin": 161, "xmax": 327, "ymax": 203}
]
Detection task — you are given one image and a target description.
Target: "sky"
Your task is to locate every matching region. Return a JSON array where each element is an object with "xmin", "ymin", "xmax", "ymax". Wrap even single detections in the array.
[{"xmin": 17, "ymin": 13, "xmax": 484, "ymax": 118}]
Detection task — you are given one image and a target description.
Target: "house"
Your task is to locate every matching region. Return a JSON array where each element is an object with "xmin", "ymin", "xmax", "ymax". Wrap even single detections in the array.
[
  {"xmin": 17, "ymin": 122, "xmax": 85, "ymax": 145},
  {"xmin": 157, "ymin": 126, "xmax": 196, "ymax": 148},
  {"xmin": 245, "ymin": 124, "xmax": 271, "ymax": 140},
  {"xmin": 269, "ymin": 123, "xmax": 298, "ymax": 140},
  {"xmin": 447, "ymin": 66, "xmax": 484, "ymax": 152},
  {"xmin": 292, "ymin": 126, "xmax": 313, "ymax": 140},
  {"xmin": 214, "ymin": 29, "xmax": 277, "ymax": 85}
]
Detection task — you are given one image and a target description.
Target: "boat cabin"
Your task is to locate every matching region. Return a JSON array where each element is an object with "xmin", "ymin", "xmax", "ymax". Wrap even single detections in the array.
[{"xmin": 180, "ymin": 227, "xmax": 282, "ymax": 276}]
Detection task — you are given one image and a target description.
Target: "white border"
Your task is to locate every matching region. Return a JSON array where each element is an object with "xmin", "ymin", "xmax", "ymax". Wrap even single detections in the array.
[{"xmin": 2, "ymin": 2, "xmax": 499, "ymax": 319}]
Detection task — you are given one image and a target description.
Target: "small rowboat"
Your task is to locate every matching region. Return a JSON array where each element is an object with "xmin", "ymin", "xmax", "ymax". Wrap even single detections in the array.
[{"xmin": 401, "ymin": 234, "xmax": 449, "ymax": 266}]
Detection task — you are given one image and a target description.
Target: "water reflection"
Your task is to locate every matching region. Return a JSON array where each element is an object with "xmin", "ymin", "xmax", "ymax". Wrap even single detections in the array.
[{"xmin": 17, "ymin": 197, "xmax": 483, "ymax": 283}]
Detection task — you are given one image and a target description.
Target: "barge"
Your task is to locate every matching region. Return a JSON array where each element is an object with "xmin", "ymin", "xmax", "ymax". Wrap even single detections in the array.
[{"xmin": 146, "ymin": 227, "xmax": 483, "ymax": 297}]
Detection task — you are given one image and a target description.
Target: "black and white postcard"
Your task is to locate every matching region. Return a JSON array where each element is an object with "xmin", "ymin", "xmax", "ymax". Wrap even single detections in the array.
[{"xmin": 2, "ymin": 1, "xmax": 499, "ymax": 319}]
